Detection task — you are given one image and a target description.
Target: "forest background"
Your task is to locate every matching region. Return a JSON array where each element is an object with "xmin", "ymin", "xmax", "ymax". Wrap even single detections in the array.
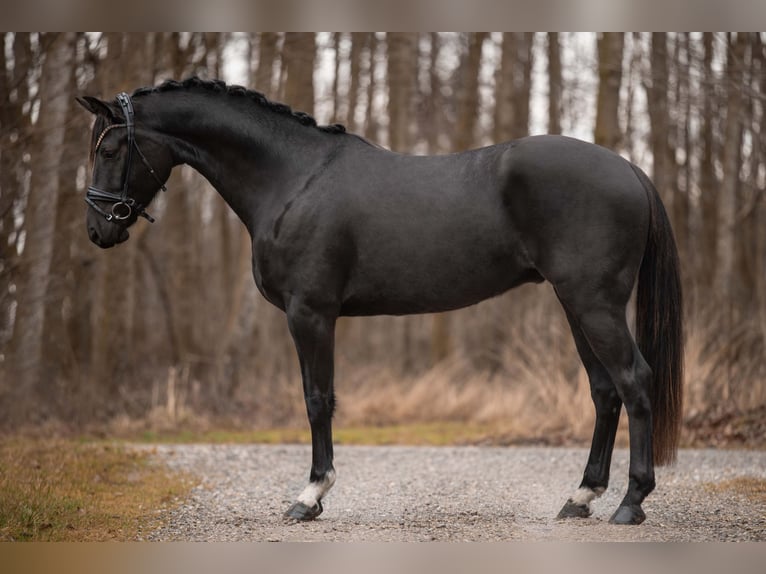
[{"xmin": 1, "ymin": 32, "xmax": 764, "ymax": 445}]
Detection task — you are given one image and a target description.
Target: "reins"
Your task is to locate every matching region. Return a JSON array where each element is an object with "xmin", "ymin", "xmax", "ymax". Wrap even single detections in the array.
[{"xmin": 85, "ymin": 92, "xmax": 167, "ymax": 223}]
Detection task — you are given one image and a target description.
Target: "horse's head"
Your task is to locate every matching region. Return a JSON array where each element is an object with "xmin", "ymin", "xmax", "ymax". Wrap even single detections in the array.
[{"xmin": 76, "ymin": 93, "xmax": 172, "ymax": 248}]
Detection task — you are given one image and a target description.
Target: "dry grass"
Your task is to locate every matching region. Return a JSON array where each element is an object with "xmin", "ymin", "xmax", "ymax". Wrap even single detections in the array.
[
  {"xmin": 684, "ymin": 312, "xmax": 766, "ymax": 418},
  {"xmin": 0, "ymin": 438, "xmax": 193, "ymax": 541},
  {"xmin": 111, "ymin": 308, "xmax": 631, "ymax": 447},
  {"xmin": 59, "ymin": 299, "xmax": 765, "ymax": 451},
  {"xmin": 704, "ymin": 477, "xmax": 766, "ymax": 504},
  {"xmin": 97, "ymin": 310, "xmax": 764, "ymax": 450},
  {"xmin": 334, "ymin": 357, "xmax": 602, "ymax": 445},
  {"xmin": 134, "ymin": 422, "xmax": 511, "ymax": 446}
]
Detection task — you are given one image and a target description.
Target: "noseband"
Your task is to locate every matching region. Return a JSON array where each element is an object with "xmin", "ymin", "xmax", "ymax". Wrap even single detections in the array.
[{"xmin": 86, "ymin": 92, "xmax": 167, "ymax": 223}]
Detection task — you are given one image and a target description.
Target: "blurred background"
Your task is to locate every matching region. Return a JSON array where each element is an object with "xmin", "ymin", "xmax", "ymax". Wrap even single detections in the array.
[{"xmin": 0, "ymin": 33, "xmax": 764, "ymax": 444}]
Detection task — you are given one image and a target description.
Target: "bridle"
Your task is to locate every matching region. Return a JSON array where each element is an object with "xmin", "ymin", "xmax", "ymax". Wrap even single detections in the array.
[{"xmin": 86, "ymin": 92, "xmax": 167, "ymax": 223}]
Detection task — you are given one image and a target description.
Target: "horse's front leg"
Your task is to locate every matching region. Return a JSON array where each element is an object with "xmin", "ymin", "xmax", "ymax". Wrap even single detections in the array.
[{"xmin": 283, "ymin": 299, "xmax": 337, "ymax": 521}]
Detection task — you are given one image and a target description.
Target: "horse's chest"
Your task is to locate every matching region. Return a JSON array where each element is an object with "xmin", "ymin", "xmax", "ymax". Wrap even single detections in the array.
[{"xmin": 251, "ymin": 241, "xmax": 290, "ymax": 310}]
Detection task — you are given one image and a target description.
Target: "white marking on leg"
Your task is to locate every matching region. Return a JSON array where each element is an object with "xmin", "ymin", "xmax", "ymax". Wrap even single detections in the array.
[
  {"xmin": 297, "ymin": 469, "xmax": 336, "ymax": 507},
  {"xmin": 571, "ymin": 486, "xmax": 603, "ymax": 507}
]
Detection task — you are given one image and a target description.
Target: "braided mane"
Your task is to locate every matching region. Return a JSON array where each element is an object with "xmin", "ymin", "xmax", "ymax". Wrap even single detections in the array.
[{"xmin": 132, "ymin": 76, "xmax": 347, "ymax": 134}]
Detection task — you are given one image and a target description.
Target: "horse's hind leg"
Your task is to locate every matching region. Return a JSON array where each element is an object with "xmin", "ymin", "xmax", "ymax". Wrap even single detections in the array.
[
  {"xmin": 283, "ymin": 300, "xmax": 338, "ymax": 521},
  {"xmin": 557, "ymin": 308, "xmax": 622, "ymax": 519},
  {"xmin": 562, "ymin": 298, "xmax": 655, "ymax": 525}
]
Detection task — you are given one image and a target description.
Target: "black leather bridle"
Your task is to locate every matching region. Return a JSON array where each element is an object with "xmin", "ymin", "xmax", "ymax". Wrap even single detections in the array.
[{"xmin": 86, "ymin": 92, "xmax": 167, "ymax": 223}]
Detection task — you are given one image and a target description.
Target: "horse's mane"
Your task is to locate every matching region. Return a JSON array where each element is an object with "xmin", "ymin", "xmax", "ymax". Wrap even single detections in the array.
[{"xmin": 132, "ymin": 76, "xmax": 347, "ymax": 135}]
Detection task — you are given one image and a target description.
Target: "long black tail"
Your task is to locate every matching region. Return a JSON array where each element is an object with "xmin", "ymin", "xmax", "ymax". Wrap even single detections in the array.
[{"xmin": 632, "ymin": 164, "xmax": 684, "ymax": 466}]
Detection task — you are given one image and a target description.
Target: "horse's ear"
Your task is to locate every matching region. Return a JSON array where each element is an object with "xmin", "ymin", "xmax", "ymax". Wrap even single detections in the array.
[{"xmin": 76, "ymin": 96, "xmax": 118, "ymax": 120}]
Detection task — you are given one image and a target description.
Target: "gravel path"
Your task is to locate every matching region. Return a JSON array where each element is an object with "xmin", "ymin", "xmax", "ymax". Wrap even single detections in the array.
[{"xmin": 144, "ymin": 445, "xmax": 766, "ymax": 541}]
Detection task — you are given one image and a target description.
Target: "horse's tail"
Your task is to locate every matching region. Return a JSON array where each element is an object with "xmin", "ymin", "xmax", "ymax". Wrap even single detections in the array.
[{"xmin": 631, "ymin": 164, "xmax": 684, "ymax": 466}]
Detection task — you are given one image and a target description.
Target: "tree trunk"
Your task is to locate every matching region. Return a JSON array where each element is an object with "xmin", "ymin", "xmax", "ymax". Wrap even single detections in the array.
[
  {"xmin": 331, "ymin": 33, "xmax": 342, "ymax": 124},
  {"xmin": 10, "ymin": 33, "xmax": 76, "ymax": 418},
  {"xmin": 386, "ymin": 33, "xmax": 418, "ymax": 152},
  {"xmin": 254, "ymin": 33, "xmax": 279, "ymax": 97},
  {"xmin": 514, "ymin": 33, "xmax": 534, "ymax": 138},
  {"xmin": 495, "ymin": 33, "xmax": 534, "ymax": 141},
  {"xmin": 646, "ymin": 33, "xmax": 673, "ymax": 207},
  {"xmin": 346, "ymin": 33, "xmax": 365, "ymax": 132},
  {"xmin": 547, "ymin": 32, "xmax": 562, "ymax": 134},
  {"xmin": 594, "ymin": 33, "xmax": 624, "ymax": 149},
  {"xmin": 364, "ymin": 34, "xmax": 379, "ymax": 141},
  {"xmin": 757, "ymin": 34, "xmax": 766, "ymax": 351},
  {"xmin": 736, "ymin": 34, "xmax": 760, "ymax": 309},
  {"xmin": 0, "ymin": 33, "xmax": 33, "ymax": 355},
  {"xmin": 716, "ymin": 33, "xmax": 746, "ymax": 306},
  {"xmin": 452, "ymin": 33, "xmax": 487, "ymax": 152},
  {"xmin": 44, "ymin": 34, "xmax": 95, "ymax": 398},
  {"xmin": 282, "ymin": 33, "xmax": 316, "ymax": 113},
  {"xmin": 699, "ymin": 32, "xmax": 718, "ymax": 292},
  {"xmin": 673, "ymin": 33, "xmax": 691, "ymax": 263},
  {"xmin": 423, "ymin": 33, "xmax": 442, "ymax": 152}
]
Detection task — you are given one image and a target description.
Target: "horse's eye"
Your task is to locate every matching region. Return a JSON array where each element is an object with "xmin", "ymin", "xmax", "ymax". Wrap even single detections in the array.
[{"xmin": 102, "ymin": 148, "xmax": 116, "ymax": 159}]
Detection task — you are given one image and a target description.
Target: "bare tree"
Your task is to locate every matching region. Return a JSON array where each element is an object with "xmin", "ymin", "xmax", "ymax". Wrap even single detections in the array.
[
  {"xmin": 331, "ymin": 33, "xmax": 342, "ymax": 124},
  {"xmin": 547, "ymin": 32, "xmax": 562, "ymax": 134},
  {"xmin": 346, "ymin": 33, "xmax": 365, "ymax": 132},
  {"xmin": 421, "ymin": 33, "xmax": 442, "ymax": 152},
  {"xmin": 698, "ymin": 32, "xmax": 719, "ymax": 291},
  {"xmin": 364, "ymin": 34, "xmax": 380, "ymax": 142},
  {"xmin": 254, "ymin": 33, "xmax": 279, "ymax": 97},
  {"xmin": 386, "ymin": 33, "xmax": 418, "ymax": 152},
  {"xmin": 594, "ymin": 33, "xmax": 624, "ymax": 149},
  {"xmin": 282, "ymin": 33, "xmax": 316, "ymax": 113},
  {"xmin": 10, "ymin": 33, "xmax": 76, "ymax": 413},
  {"xmin": 716, "ymin": 33, "xmax": 746, "ymax": 305},
  {"xmin": 0, "ymin": 33, "xmax": 33, "ymax": 354},
  {"xmin": 673, "ymin": 33, "xmax": 691, "ymax": 260},
  {"xmin": 646, "ymin": 33, "xmax": 674, "ymax": 206},
  {"xmin": 495, "ymin": 33, "xmax": 534, "ymax": 141},
  {"xmin": 44, "ymin": 33, "xmax": 98, "ymax": 394}
]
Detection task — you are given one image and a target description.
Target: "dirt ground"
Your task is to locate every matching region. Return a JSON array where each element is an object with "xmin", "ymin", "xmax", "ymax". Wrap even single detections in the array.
[{"xmin": 144, "ymin": 444, "xmax": 766, "ymax": 541}]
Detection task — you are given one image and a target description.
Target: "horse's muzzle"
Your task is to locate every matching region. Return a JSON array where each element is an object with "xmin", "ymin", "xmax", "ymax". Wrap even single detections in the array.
[{"xmin": 88, "ymin": 224, "xmax": 129, "ymax": 248}]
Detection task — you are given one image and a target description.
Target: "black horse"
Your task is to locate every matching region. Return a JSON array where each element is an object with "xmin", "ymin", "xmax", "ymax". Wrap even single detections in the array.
[{"xmin": 77, "ymin": 77, "xmax": 683, "ymax": 525}]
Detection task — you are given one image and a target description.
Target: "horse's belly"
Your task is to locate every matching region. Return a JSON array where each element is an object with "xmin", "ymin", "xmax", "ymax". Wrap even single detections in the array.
[{"xmin": 340, "ymin": 238, "xmax": 542, "ymax": 316}]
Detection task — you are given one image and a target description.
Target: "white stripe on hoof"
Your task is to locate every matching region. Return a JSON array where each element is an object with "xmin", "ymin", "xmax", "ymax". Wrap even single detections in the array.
[
  {"xmin": 571, "ymin": 486, "xmax": 604, "ymax": 507},
  {"xmin": 297, "ymin": 469, "xmax": 336, "ymax": 507}
]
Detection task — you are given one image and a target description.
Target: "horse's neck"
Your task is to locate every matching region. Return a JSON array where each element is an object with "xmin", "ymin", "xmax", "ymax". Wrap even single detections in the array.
[{"xmin": 146, "ymin": 93, "xmax": 331, "ymax": 235}]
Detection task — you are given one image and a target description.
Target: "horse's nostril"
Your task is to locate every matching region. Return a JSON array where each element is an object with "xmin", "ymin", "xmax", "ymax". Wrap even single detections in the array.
[{"xmin": 88, "ymin": 226, "xmax": 100, "ymax": 243}]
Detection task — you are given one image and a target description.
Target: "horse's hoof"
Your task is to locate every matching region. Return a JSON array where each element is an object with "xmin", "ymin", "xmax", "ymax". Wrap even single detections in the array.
[
  {"xmin": 556, "ymin": 499, "xmax": 592, "ymax": 519},
  {"xmin": 609, "ymin": 504, "xmax": 645, "ymax": 525},
  {"xmin": 284, "ymin": 500, "xmax": 323, "ymax": 521}
]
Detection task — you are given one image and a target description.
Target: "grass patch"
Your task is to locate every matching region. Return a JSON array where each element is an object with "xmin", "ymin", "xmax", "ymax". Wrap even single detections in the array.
[
  {"xmin": 131, "ymin": 421, "xmax": 585, "ymax": 447},
  {"xmin": 0, "ymin": 438, "xmax": 193, "ymax": 541},
  {"xmin": 704, "ymin": 477, "xmax": 766, "ymax": 504}
]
